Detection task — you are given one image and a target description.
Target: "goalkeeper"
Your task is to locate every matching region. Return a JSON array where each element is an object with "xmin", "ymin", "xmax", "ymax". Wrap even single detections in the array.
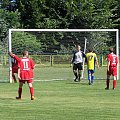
[
  {"xmin": 71, "ymin": 44, "xmax": 86, "ymax": 82},
  {"xmin": 86, "ymin": 48, "xmax": 99, "ymax": 85}
]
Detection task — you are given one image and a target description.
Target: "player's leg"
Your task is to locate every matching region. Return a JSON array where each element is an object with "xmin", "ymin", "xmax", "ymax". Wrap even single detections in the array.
[
  {"xmin": 112, "ymin": 67, "xmax": 117, "ymax": 90},
  {"xmin": 16, "ymin": 82, "xmax": 23, "ymax": 99},
  {"xmin": 12, "ymin": 68, "xmax": 17, "ymax": 83},
  {"xmin": 78, "ymin": 63, "xmax": 82, "ymax": 81},
  {"xmin": 28, "ymin": 80, "xmax": 35, "ymax": 100},
  {"xmin": 73, "ymin": 64, "xmax": 78, "ymax": 82},
  {"xmin": 88, "ymin": 70, "xmax": 92, "ymax": 85},
  {"xmin": 78, "ymin": 70, "xmax": 81, "ymax": 81},
  {"xmin": 12, "ymin": 73, "xmax": 17, "ymax": 83},
  {"xmin": 105, "ymin": 75, "xmax": 110, "ymax": 89},
  {"xmin": 105, "ymin": 70, "xmax": 111, "ymax": 89},
  {"xmin": 91, "ymin": 70, "xmax": 95, "ymax": 84},
  {"xmin": 113, "ymin": 76, "xmax": 117, "ymax": 90}
]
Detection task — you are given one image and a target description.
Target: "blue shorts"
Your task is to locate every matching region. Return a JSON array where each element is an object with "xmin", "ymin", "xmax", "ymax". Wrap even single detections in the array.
[{"xmin": 88, "ymin": 70, "xmax": 94, "ymax": 74}]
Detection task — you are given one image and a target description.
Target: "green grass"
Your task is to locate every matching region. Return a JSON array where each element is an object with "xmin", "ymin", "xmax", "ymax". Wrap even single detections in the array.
[
  {"xmin": 33, "ymin": 66, "xmax": 108, "ymax": 81},
  {"xmin": 0, "ymin": 79, "xmax": 120, "ymax": 119},
  {"xmin": 0, "ymin": 66, "xmax": 120, "ymax": 120}
]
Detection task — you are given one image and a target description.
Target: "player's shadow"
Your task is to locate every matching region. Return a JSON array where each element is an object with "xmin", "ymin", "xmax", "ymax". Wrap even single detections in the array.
[
  {"xmin": 0, "ymin": 97, "xmax": 16, "ymax": 100},
  {"xmin": 66, "ymin": 81, "xmax": 88, "ymax": 85}
]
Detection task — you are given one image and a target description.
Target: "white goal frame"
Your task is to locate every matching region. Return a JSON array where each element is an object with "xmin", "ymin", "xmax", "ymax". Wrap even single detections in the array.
[{"xmin": 9, "ymin": 29, "xmax": 119, "ymax": 83}]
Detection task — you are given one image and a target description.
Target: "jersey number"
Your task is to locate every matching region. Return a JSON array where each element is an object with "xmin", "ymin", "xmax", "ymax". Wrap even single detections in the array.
[
  {"xmin": 112, "ymin": 57, "xmax": 116, "ymax": 63},
  {"xmin": 88, "ymin": 55, "xmax": 93, "ymax": 60},
  {"xmin": 23, "ymin": 61, "xmax": 28, "ymax": 69}
]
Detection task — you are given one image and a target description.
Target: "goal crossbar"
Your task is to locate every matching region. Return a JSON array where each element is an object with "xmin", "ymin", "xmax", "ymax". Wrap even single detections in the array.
[{"xmin": 9, "ymin": 29, "xmax": 119, "ymax": 32}]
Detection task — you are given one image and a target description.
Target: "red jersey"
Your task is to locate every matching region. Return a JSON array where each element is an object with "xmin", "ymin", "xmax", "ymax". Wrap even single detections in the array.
[
  {"xmin": 18, "ymin": 57, "xmax": 35, "ymax": 80},
  {"xmin": 107, "ymin": 53, "xmax": 118, "ymax": 67},
  {"xmin": 11, "ymin": 55, "xmax": 21, "ymax": 73},
  {"xmin": 11, "ymin": 55, "xmax": 20, "ymax": 67}
]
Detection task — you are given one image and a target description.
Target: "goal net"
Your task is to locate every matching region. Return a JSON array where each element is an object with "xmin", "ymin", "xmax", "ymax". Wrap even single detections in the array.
[{"xmin": 8, "ymin": 29, "xmax": 119, "ymax": 83}]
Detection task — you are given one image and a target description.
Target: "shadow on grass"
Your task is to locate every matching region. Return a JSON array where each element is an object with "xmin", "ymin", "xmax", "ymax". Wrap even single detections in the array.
[
  {"xmin": 66, "ymin": 81, "xmax": 89, "ymax": 85},
  {"xmin": 0, "ymin": 97, "xmax": 16, "ymax": 100}
]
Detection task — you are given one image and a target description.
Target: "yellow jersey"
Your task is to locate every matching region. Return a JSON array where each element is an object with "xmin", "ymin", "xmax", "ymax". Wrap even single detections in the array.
[{"xmin": 86, "ymin": 52, "xmax": 97, "ymax": 70}]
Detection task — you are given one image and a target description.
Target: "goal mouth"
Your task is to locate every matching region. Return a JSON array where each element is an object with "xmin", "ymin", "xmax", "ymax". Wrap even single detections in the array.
[{"xmin": 8, "ymin": 29, "xmax": 119, "ymax": 83}]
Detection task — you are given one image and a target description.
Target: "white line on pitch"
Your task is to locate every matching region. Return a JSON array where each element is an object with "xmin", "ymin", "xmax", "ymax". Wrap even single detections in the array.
[{"xmin": 34, "ymin": 79, "xmax": 65, "ymax": 82}]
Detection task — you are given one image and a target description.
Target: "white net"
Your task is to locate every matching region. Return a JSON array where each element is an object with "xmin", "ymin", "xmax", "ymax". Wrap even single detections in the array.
[{"xmin": 9, "ymin": 29, "xmax": 119, "ymax": 82}]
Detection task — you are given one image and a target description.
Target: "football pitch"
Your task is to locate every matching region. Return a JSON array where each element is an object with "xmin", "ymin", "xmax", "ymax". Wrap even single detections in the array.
[{"xmin": 0, "ymin": 67, "xmax": 120, "ymax": 120}]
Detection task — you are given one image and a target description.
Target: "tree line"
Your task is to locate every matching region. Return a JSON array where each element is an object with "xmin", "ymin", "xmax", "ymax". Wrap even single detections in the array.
[{"xmin": 0, "ymin": 0, "xmax": 120, "ymax": 54}]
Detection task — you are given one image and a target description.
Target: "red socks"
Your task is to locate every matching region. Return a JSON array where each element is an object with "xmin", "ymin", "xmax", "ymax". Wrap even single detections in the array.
[
  {"xmin": 106, "ymin": 80, "xmax": 116, "ymax": 89},
  {"xmin": 113, "ymin": 80, "xmax": 116, "ymax": 89},
  {"xmin": 30, "ymin": 87, "xmax": 34, "ymax": 96},
  {"xmin": 18, "ymin": 87, "xmax": 34, "ymax": 98}
]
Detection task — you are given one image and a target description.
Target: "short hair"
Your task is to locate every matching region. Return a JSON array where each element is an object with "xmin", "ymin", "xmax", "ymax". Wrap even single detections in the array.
[
  {"xmin": 88, "ymin": 48, "xmax": 93, "ymax": 52},
  {"xmin": 75, "ymin": 43, "xmax": 80, "ymax": 47},
  {"xmin": 22, "ymin": 50, "xmax": 28, "ymax": 56},
  {"xmin": 109, "ymin": 47, "xmax": 114, "ymax": 53}
]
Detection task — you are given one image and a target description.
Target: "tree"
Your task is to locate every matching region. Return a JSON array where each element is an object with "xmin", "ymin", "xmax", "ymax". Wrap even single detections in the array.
[
  {"xmin": 15, "ymin": 0, "xmax": 120, "ymax": 53},
  {"xmin": 12, "ymin": 32, "xmax": 41, "ymax": 54},
  {"xmin": 0, "ymin": 18, "xmax": 8, "ymax": 53},
  {"xmin": 0, "ymin": 9, "xmax": 20, "ymax": 53}
]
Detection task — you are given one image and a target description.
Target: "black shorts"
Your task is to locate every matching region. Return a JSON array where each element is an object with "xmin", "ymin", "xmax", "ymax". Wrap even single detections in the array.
[{"xmin": 73, "ymin": 63, "xmax": 83, "ymax": 71}]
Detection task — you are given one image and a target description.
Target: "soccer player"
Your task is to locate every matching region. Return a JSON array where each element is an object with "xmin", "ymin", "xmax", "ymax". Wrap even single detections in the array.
[
  {"xmin": 71, "ymin": 44, "xmax": 86, "ymax": 82},
  {"xmin": 86, "ymin": 48, "xmax": 99, "ymax": 85},
  {"xmin": 9, "ymin": 51, "xmax": 35, "ymax": 100},
  {"xmin": 11, "ymin": 56, "xmax": 18, "ymax": 83},
  {"xmin": 105, "ymin": 47, "xmax": 118, "ymax": 90}
]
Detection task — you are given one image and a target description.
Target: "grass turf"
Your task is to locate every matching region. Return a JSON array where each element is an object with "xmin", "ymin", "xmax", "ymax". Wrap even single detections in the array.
[
  {"xmin": 0, "ymin": 79, "xmax": 120, "ymax": 120},
  {"xmin": 0, "ymin": 66, "xmax": 120, "ymax": 120}
]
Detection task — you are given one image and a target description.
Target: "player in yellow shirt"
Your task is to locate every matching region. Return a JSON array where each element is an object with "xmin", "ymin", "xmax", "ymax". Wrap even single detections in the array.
[{"xmin": 86, "ymin": 48, "xmax": 99, "ymax": 85}]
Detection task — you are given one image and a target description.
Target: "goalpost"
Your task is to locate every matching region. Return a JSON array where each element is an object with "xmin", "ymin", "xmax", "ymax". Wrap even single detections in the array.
[{"xmin": 8, "ymin": 29, "xmax": 119, "ymax": 83}]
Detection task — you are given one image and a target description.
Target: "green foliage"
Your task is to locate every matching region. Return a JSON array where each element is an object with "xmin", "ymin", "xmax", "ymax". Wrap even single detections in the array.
[
  {"xmin": 85, "ymin": 32, "xmax": 113, "ymax": 53},
  {"xmin": 0, "ymin": 17, "xmax": 8, "ymax": 53},
  {"xmin": 0, "ymin": 9, "xmax": 20, "ymax": 53},
  {"xmin": 1, "ymin": 0, "xmax": 10, "ymax": 8},
  {"xmin": 12, "ymin": 32, "xmax": 41, "ymax": 54},
  {"xmin": 15, "ymin": 0, "xmax": 119, "ymax": 53},
  {"xmin": 0, "ymin": 0, "xmax": 119, "ymax": 54},
  {"xmin": 0, "ymin": 9, "xmax": 20, "ymax": 28}
]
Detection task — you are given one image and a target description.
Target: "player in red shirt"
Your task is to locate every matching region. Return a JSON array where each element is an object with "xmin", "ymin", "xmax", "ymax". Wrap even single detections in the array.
[
  {"xmin": 9, "ymin": 51, "xmax": 35, "ymax": 100},
  {"xmin": 105, "ymin": 47, "xmax": 118, "ymax": 90},
  {"xmin": 11, "ymin": 57, "xmax": 19, "ymax": 83}
]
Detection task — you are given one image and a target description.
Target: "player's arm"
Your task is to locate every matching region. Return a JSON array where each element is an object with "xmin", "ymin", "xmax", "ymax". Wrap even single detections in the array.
[
  {"xmin": 8, "ymin": 51, "xmax": 14, "ymax": 57},
  {"xmin": 84, "ymin": 54, "xmax": 88, "ymax": 64},
  {"xmin": 107, "ymin": 60, "xmax": 110, "ymax": 71},
  {"xmin": 107, "ymin": 55, "xmax": 110, "ymax": 71},
  {"xmin": 82, "ymin": 52, "xmax": 86, "ymax": 58},
  {"xmin": 95, "ymin": 55, "xmax": 99, "ymax": 69},
  {"xmin": 30, "ymin": 59, "xmax": 35, "ymax": 69},
  {"xmin": 17, "ymin": 68, "xmax": 21, "ymax": 80},
  {"xmin": 70, "ymin": 52, "xmax": 75, "ymax": 67},
  {"xmin": 8, "ymin": 52, "xmax": 20, "ymax": 61},
  {"xmin": 17, "ymin": 62, "xmax": 21, "ymax": 80},
  {"xmin": 71, "ymin": 52, "xmax": 75, "ymax": 64},
  {"xmin": 96, "ymin": 60, "xmax": 99, "ymax": 69}
]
